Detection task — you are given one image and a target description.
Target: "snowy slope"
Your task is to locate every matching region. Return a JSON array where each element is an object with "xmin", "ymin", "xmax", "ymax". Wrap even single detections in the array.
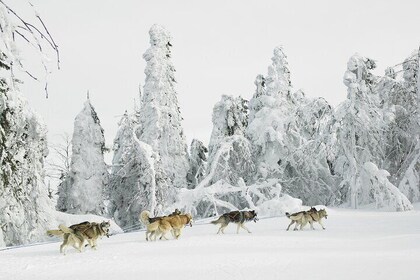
[{"xmin": 1, "ymin": 207, "xmax": 419, "ymax": 280}]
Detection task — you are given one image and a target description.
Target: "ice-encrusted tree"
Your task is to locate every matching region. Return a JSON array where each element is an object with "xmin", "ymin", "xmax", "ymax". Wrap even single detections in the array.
[
  {"xmin": 187, "ymin": 139, "xmax": 208, "ymax": 188},
  {"xmin": 0, "ymin": 3, "xmax": 57, "ymax": 247},
  {"xmin": 377, "ymin": 51, "xmax": 419, "ymax": 182},
  {"xmin": 333, "ymin": 54, "xmax": 410, "ymax": 209},
  {"xmin": 207, "ymin": 95, "xmax": 254, "ymax": 186},
  {"xmin": 138, "ymin": 24, "xmax": 189, "ymax": 192},
  {"xmin": 358, "ymin": 162, "xmax": 412, "ymax": 211},
  {"xmin": 279, "ymin": 95, "xmax": 339, "ymax": 205},
  {"xmin": 108, "ymin": 111, "xmax": 168, "ymax": 229},
  {"xmin": 57, "ymin": 99, "xmax": 109, "ymax": 215},
  {"xmin": 396, "ymin": 50, "xmax": 420, "ymax": 202},
  {"xmin": 247, "ymin": 47, "xmax": 295, "ymax": 180}
]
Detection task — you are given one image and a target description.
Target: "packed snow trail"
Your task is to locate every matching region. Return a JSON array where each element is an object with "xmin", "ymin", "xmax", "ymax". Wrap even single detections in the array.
[{"xmin": 1, "ymin": 207, "xmax": 420, "ymax": 280}]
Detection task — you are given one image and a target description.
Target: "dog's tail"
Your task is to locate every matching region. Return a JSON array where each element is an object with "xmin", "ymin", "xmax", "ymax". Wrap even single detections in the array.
[
  {"xmin": 58, "ymin": 224, "xmax": 75, "ymax": 234},
  {"xmin": 139, "ymin": 210, "xmax": 151, "ymax": 225},
  {"xmin": 285, "ymin": 212, "xmax": 291, "ymax": 219},
  {"xmin": 211, "ymin": 216, "xmax": 223, "ymax": 225},
  {"xmin": 46, "ymin": 229, "xmax": 64, "ymax": 237}
]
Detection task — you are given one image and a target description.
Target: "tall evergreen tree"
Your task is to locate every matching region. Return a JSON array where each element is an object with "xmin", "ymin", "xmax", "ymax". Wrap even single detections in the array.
[
  {"xmin": 247, "ymin": 47, "xmax": 295, "ymax": 180},
  {"xmin": 109, "ymin": 111, "xmax": 168, "ymax": 229},
  {"xmin": 0, "ymin": 5, "xmax": 53, "ymax": 247},
  {"xmin": 138, "ymin": 24, "xmax": 189, "ymax": 193},
  {"xmin": 57, "ymin": 99, "xmax": 109, "ymax": 215}
]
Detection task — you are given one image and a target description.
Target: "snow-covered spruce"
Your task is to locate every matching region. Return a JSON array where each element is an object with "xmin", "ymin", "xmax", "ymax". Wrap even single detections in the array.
[
  {"xmin": 0, "ymin": 5, "xmax": 53, "ymax": 247},
  {"xmin": 138, "ymin": 24, "xmax": 189, "ymax": 193},
  {"xmin": 247, "ymin": 47, "xmax": 337, "ymax": 206},
  {"xmin": 108, "ymin": 112, "xmax": 169, "ymax": 229},
  {"xmin": 57, "ymin": 99, "xmax": 109, "ymax": 215},
  {"xmin": 187, "ymin": 139, "xmax": 208, "ymax": 188}
]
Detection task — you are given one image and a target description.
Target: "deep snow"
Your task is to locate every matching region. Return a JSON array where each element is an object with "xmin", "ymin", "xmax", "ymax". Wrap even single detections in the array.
[{"xmin": 1, "ymin": 206, "xmax": 420, "ymax": 280}]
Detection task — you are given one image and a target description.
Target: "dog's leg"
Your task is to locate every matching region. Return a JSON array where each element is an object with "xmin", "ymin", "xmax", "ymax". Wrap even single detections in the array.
[
  {"xmin": 309, "ymin": 220, "xmax": 315, "ymax": 230},
  {"xmin": 60, "ymin": 242, "xmax": 66, "ymax": 255},
  {"xmin": 286, "ymin": 220, "xmax": 295, "ymax": 231},
  {"xmin": 318, "ymin": 220, "xmax": 326, "ymax": 230},
  {"xmin": 145, "ymin": 230, "xmax": 149, "ymax": 241},
  {"xmin": 300, "ymin": 220, "xmax": 308, "ymax": 230},
  {"xmin": 216, "ymin": 225, "xmax": 223, "ymax": 234},
  {"xmin": 236, "ymin": 223, "xmax": 241, "ymax": 234},
  {"xmin": 221, "ymin": 224, "xmax": 228, "ymax": 234},
  {"xmin": 92, "ymin": 239, "xmax": 97, "ymax": 250},
  {"xmin": 241, "ymin": 223, "xmax": 251, "ymax": 233},
  {"xmin": 293, "ymin": 221, "xmax": 299, "ymax": 231}
]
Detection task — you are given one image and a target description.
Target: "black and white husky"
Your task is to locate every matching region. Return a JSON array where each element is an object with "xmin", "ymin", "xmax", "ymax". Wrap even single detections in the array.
[{"xmin": 211, "ymin": 210, "xmax": 258, "ymax": 234}]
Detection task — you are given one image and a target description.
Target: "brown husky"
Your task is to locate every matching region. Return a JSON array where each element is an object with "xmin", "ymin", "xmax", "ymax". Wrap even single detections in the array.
[
  {"xmin": 47, "ymin": 221, "xmax": 111, "ymax": 254},
  {"xmin": 211, "ymin": 210, "xmax": 258, "ymax": 234},
  {"xmin": 139, "ymin": 210, "xmax": 192, "ymax": 241},
  {"xmin": 285, "ymin": 207, "xmax": 328, "ymax": 230}
]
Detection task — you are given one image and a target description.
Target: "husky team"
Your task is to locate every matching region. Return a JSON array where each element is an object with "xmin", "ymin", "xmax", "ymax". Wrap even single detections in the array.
[{"xmin": 47, "ymin": 206, "xmax": 328, "ymax": 254}]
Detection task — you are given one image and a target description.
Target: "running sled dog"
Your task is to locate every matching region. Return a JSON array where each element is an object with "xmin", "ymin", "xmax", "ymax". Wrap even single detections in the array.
[
  {"xmin": 211, "ymin": 210, "xmax": 258, "ymax": 234},
  {"xmin": 139, "ymin": 209, "xmax": 193, "ymax": 241},
  {"xmin": 47, "ymin": 221, "xmax": 111, "ymax": 254},
  {"xmin": 285, "ymin": 207, "xmax": 328, "ymax": 231}
]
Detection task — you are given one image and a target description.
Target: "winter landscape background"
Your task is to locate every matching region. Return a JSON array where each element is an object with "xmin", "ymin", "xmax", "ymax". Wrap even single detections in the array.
[{"xmin": 1, "ymin": 1, "xmax": 420, "ymax": 278}]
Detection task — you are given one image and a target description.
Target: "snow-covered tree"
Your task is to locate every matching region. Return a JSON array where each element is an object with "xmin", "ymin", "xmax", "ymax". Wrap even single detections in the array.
[
  {"xmin": 358, "ymin": 162, "xmax": 412, "ymax": 211},
  {"xmin": 138, "ymin": 24, "xmax": 189, "ymax": 192},
  {"xmin": 396, "ymin": 50, "xmax": 420, "ymax": 202},
  {"xmin": 0, "ymin": 4, "xmax": 56, "ymax": 247},
  {"xmin": 333, "ymin": 54, "xmax": 394, "ymax": 208},
  {"xmin": 247, "ymin": 47, "xmax": 295, "ymax": 181},
  {"xmin": 207, "ymin": 95, "xmax": 254, "ymax": 186},
  {"xmin": 398, "ymin": 141, "xmax": 420, "ymax": 202},
  {"xmin": 57, "ymin": 99, "xmax": 109, "ymax": 215},
  {"xmin": 377, "ymin": 51, "xmax": 419, "ymax": 181},
  {"xmin": 108, "ymin": 112, "xmax": 169, "ymax": 229},
  {"xmin": 187, "ymin": 139, "xmax": 208, "ymax": 188},
  {"xmin": 279, "ymin": 96, "xmax": 338, "ymax": 205}
]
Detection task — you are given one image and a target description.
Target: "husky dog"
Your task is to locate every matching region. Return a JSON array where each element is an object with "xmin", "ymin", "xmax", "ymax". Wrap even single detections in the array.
[
  {"xmin": 139, "ymin": 209, "xmax": 192, "ymax": 241},
  {"xmin": 47, "ymin": 221, "xmax": 111, "ymax": 254},
  {"xmin": 307, "ymin": 208, "xmax": 328, "ymax": 230},
  {"xmin": 285, "ymin": 207, "xmax": 328, "ymax": 230},
  {"xmin": 211, "ymin": 210, "xmax": 258, "ymax": 234},
  {"xmin": 156, "ymin": 213, "xmax": 193, "ymax": 240}
]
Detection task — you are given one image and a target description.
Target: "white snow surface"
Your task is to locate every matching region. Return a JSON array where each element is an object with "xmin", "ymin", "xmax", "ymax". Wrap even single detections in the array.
[{"xmin": 1, "ymin": 206, "xmax": 419, "ymax": 280}]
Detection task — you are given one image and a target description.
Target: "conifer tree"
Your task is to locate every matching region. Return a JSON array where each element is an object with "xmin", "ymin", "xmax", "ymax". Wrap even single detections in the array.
[
  {"xmin": 57, "ymin": 99, "xmax": 109, "ymax": 215},
  {"xmin": 138, "ymin": 24, "xmax": 189, "ymax": 193}
]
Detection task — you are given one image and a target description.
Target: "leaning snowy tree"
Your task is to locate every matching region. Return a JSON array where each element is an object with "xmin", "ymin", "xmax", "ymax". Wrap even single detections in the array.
[
  {"xmin": 0, "ymin": 2, "xmax": 59, "ymax": 247},
  {"xmin": 333, "ymin": 54, "xmax": 412, "ymax": 210},
  {"xmin": 57, "ymin": 99, "xmax": 109, "ymax": 215},
  {"xmin": 137, "ymin": 24, "xmax": 189, "ymax": 196}
]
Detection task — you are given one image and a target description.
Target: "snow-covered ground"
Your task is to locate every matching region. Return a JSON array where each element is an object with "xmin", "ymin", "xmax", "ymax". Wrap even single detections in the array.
[{"xmin": 1, "ymin": 206, "xmax": 420, "ymax": 280}]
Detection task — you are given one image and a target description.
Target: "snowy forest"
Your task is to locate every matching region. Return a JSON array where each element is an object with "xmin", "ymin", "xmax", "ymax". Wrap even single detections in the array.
[{"xmin": 1, "ymin": 4, "xmax": 419, "ymax": 248}]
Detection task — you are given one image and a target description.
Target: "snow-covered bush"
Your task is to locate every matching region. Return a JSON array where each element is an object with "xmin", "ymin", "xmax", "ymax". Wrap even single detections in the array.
[{"xmin": 358, "ymin": 162, "xmax": 412, "ymax": 211}]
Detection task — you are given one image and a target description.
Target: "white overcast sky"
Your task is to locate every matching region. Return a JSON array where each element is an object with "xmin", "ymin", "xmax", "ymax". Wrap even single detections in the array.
[{"xmin": 10, "ymin": 0, "xmax": 420, "ymax": 158}]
